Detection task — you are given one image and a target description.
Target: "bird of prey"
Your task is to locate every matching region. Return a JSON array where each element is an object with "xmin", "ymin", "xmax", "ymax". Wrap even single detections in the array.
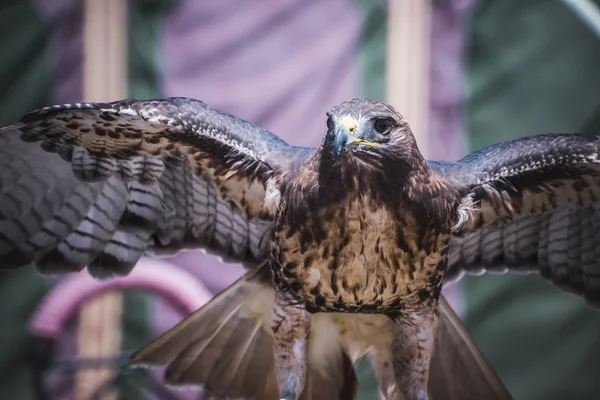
[{"xmin": 1, "ymin": 97, "xmax": 599, "ymax": 400}]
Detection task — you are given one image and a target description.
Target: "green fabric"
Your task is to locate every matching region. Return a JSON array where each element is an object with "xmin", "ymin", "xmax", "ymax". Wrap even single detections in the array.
[
  {"xmin": 0, "ymin": 3, "xmax": 52, "ymax": 400},
  {"xmin": 354, "ymin": 0, "xmax": 388, "ymax": 398},
  {"xmin": 464, "ymin": 1, "xmax": 600, "ymax": 399},
  {"xmin": 0, "ymin": 2, "xmax": 52, "ymax": 125},
  {"xmin": 355, "ymin": 0, "xmax": 388, "ymax": 102}
]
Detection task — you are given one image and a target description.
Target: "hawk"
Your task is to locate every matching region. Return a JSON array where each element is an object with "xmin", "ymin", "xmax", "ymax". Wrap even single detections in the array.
[{"xmin": 1, "ymin": 97, "xmax": 599, "ymax": 400}]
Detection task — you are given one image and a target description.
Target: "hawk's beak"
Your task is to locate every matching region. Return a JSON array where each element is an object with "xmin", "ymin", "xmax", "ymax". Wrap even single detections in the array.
[
  {"xmin": 334, "ymin": 116, "xmax": 359, "ymax": 156},
  {"xmin": 333, "ymin": 116, "xmax": 377, "ymax": 156}
]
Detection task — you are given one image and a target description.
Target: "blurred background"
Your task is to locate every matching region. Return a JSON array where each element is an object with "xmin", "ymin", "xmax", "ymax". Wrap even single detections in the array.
[{"xmin": 1, "ymin": 0, "xmax": 600, "ymax": 399}]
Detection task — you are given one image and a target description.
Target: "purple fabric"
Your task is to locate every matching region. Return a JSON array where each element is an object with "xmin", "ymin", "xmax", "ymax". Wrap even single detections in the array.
[
  {"xmin": 37, "ymin": 0, "xmax": 83, "ymax": 104},
  {"xmin": 428, "ymin": 0, "xmax": 474, "ymax": 162}
]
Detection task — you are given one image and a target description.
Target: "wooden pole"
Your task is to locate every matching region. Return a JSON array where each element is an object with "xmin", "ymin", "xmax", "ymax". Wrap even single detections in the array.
[
  {"xmin": 82, "ymin": 0, "xmax": 127, "ymax": 102},
  {"xmin": 75, "ymin": 1, "xmax": 127, "ymax": 399},
  {"xmin": 386, "ymin": 0, "xmax": 432, "ymax": 156}
]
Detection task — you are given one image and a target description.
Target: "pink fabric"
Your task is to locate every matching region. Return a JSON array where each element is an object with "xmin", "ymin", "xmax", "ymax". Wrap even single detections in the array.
[{"xmin": 29, "ymin": 258, "xmax": 212, "ymax": 340}]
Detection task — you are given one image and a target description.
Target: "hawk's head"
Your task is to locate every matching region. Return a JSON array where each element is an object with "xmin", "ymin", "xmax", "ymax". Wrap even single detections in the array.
[
  {"xmin": 310, "ymin": 98, "xmax": 431, "ymax": 204},
  {"xmin": 322, "ymin": 98, "xmax": 422, "ymax": 172}
]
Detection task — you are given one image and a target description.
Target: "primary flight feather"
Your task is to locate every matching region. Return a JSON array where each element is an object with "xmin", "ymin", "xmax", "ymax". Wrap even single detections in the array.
[{"xmin": 2, "ymin": 96, "xmax": 599, "ymax": 399}]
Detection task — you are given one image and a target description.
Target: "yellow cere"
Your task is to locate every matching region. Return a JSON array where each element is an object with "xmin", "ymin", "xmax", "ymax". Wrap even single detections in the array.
[
  {"xmin": 338, "ymin": 115, "xmax": 356, "ymax": 134},
  {"xmin": 338, "ymin": 115, "xmax": 378, "ymax": 147}
]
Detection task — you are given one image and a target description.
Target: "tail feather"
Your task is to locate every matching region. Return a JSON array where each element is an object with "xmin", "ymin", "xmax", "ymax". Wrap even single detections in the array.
[
  {"xmin": 303, "ymin": 318, "xmax": 358, "ymax": 399},
  {"xmin": 346, "ymin": 296, "xmax": 511, "ymax": 400},
  {"xmin": 130, "ymin": 266, "xmax": 357, "ymax": 399},
  {"xmin": 130, "ymin": 276, "xmax": 509, "ymax": 399},
  {"xmin": 165, "ymin": 300, "xmax": 248, "ymax": 384},
  {"xmin": 205, "ymin": 317, "xmax": 267, "ymax": 390},
  {"xmin": 428, "ymin": 296, "xmax": 512, "ymax": 399},
  {"xmin": 130, "ymin": 266, "xmax": 267, "ymax": 368}
]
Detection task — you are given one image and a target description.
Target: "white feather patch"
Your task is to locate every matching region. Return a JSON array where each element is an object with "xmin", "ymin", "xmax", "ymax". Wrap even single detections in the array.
[
  {"xmin": 451, "ymin": 193, "xmax": 477, "ymax": 232},
  {"xmin": 264, "ymin": 178, "xmax": 281, "ymax": 216}
]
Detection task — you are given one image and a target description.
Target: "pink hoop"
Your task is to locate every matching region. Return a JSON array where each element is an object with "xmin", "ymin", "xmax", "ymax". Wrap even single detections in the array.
[{"xmin": 28, "ymin": 258, "xmax": 212, "ymax": 340}]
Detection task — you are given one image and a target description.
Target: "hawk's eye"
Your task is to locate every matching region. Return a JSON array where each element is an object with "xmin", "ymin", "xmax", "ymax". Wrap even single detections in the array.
[
  {"xmin": 326, "ymin": 116, "xmax": 335, "ymax": 131},
  {"xmin": 373, "ymin": 118, "xmax": 393, "ymax": 135}
]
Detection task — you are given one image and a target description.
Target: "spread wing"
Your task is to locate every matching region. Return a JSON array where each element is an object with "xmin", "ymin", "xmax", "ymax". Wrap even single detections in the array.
[
  {"xmin": 0, "ymin": 97, "xmax": 308, "ymax": 278},
  {"xmin": 433, "ymin": 134, "xmax": 600, "ymax": 306}
]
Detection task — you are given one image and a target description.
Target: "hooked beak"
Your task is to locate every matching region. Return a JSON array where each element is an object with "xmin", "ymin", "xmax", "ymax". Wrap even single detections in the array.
[
  {"xmin": 333, "ymin": 116, "xmax": 378, "ymax": 156},
  {"xmin": 334, "ymin": 126, "xmax": 359, "ymax": 156},
  {"xmin": 334, "ymin": 116, "xmax": 358, "ymax": 156}
]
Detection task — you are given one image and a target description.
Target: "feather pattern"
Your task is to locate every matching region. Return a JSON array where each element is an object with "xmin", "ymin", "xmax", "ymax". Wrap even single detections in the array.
[
  {"xmin": 130, "ymin": 267, "xmax": 358, "ymax": 400},
  {"xmin": 7, "ymin": 97, "xmax": 600, "ymax": 399},
  {"xmin": 428, "ymin": 296, "xmax": 511, "ymax": 400},
  {"xmin": 130, "ymin": 268, "xmax": 508, "ymax": 400},
  {"xmin": 430, "ymin": 134, "xmax": 600, "ymax": 306},
  {"xmin": 0, "ymin": 97, "xmax": 308, "ymax": 277}
]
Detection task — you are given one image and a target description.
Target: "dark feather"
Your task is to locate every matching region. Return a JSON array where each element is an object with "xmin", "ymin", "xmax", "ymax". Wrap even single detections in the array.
[
  {"xmin": 130, "ymin": 266, "xmax": 357, "ymax": 400},
  {"xmin": 432, "ymin": 134, "xmax": 600, "ymax": 306},
  {"xmin": 0, "ymin": 97, "xmax": 310, "ymax": 277},
  {"xmin": 11, "ymin": 97, "xmax": 598, "ymax": 399}
]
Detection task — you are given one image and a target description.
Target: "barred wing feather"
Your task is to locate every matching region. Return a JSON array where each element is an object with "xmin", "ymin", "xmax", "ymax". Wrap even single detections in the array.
[
  {"xmin": 0, "ymin": 97, "xmax": 299, "ymax": 278},
  {"xmin": 436, "ymin": 134, "xmax": 600, "ymax": 306}
]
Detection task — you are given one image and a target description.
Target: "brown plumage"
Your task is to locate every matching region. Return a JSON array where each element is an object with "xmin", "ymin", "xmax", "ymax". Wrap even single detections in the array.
[
  {"xmin": 271, "ymin": 144, "xmax": 453, "ymax": 314},
  {"xmin": 130, "ymin": 266, "xmax": 508, "ymax": 400},
  {"xmin": 3, "ymin": 96, "xmax": 600, "ymax": 399}
]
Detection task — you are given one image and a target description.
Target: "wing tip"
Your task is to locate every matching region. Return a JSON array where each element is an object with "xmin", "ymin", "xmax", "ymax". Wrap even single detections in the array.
[
  {"xmin": 128, "ymin": 340, "xmax": 173, "ymax": 369},
  {"xmin": 127, "ymin": 359, "xmax": 159, "ymax": 370}
]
